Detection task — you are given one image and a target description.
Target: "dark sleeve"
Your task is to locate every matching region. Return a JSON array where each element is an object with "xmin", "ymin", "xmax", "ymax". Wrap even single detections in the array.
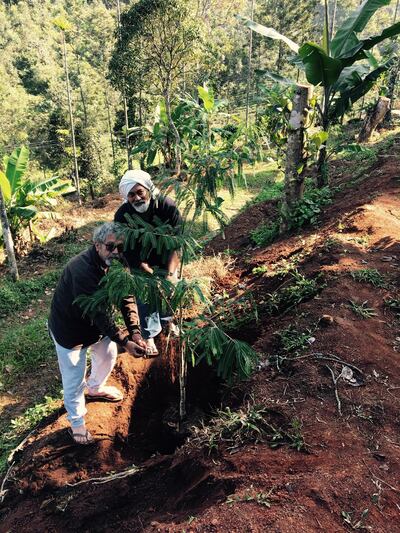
[
  {"xmin": 120, "ymin": 296, "xmax": 141, "ymax": 337},
  {"xmin": 71, "ymin": 264, "xmax": 130, "ymax": 346},
  {"xmin": 159, "ymin": 196, "xmax": 182, "ymax": 229},
  {"xmin": 114, "ymin": 204, "xmax": 127, "ymax": 224}
]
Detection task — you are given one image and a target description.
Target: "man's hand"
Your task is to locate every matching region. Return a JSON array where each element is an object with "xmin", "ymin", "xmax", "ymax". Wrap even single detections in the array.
[
  {"xmin": 125, "ymin": 339, "xmax": 146, "ymax": 358},
  {"xmin": 131, "ymin": 331, "xmax": 147, "ymax": 350}
]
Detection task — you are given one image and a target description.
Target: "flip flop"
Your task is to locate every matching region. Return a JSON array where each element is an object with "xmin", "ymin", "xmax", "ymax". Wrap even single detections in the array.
[
  {"xmin": 86, "ymin": 386, "xmax": 124, "ymax": 402},
  {"xmin": 68, "ymin": 428, "xmax": 95, "ymax": 445},
  {"xmin": 144, "ymin": 338, "xmax": 159, "ymax": 358}
]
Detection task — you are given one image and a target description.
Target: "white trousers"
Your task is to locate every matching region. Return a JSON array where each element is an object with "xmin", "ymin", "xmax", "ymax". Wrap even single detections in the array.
[{"xmin": 50, "ymin": 332, "xmax": 118, "ymax": 428}]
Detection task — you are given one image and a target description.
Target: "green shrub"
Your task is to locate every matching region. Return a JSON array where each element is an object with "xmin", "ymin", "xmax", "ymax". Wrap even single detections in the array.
[
  {"xmin": 287, "ymin": 186, "xmax": 333, "ymax": 230},
  {"xmin": 250, "ymin": 221, "xmax": 279, "ymax": 247}
]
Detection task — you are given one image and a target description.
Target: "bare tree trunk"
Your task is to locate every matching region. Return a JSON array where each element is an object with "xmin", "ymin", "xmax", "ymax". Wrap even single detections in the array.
[
  {"xmin": 281, "ymin": 84, "xmax": 312, "ymax": 232},
  {"xmin": 0, "ymin": 188, "xmax": 19, "ymax": 281},
  {"xmin": 62, "ymin": 31, "xmax": 81, "ymax": 205},
  {"xmin": 164, "ymin": 83, "xmax": 181, "ymax": 176},
  {"xmin": 116, "ymin": 0, "xmax": 132, "ymax": 170},
  {"xmin": 245, "ymin": 0, "xmax": 255, "ymax": 130},
  {"xmin": 358, "ymin": 97, "xmax": 390, "ymax": 142},
  {"xmin": 104, "ymin": 85, "xmax": 117, "ymax": 175}
]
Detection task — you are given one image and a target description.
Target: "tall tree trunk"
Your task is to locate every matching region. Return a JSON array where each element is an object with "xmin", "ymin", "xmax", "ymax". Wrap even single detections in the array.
[
  {"xmin": 245, "ymin": 0, "xmax": 255, "ymax": 130},
  {"xmin": 62, "ymin": 31, "xmax": 81, "ymax": 205},
  {"xmin": 104, "ymin": 85, "xmax": 117, "ymax": 175},
  {"xmin": 359, "ymin": 97, "xmax": 390, "ymax": 142},
  {"xmin": 164, "ymin": 82, "xmax": 181, "ymax": 176},
  {"xmin": 0, "ymin": 188, "xmax": 19, "ymax": 281},
  {"xmin": 281, "ymin": 84, "xmax": 312, "ymax": 232},
  {"xmin": 116, "ymin": 0, "xmax": 132, "ymax": 170}
]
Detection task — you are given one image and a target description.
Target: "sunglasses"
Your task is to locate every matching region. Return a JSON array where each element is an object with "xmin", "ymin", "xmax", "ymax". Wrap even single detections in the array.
[{"xmin": 104, "ymin": 242, "xmax": 124, "ymax": 253}]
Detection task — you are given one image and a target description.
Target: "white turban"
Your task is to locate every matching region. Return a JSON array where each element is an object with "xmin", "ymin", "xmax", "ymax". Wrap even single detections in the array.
[{"xmin": 118, "ymin": 169, "xmax": 160, "ymax": 201}]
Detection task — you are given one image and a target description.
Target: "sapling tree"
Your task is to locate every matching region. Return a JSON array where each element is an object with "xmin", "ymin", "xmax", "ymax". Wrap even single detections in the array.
[{"xmin": 78, "ymin": 214, "xmax": 259, "ymax": 424}]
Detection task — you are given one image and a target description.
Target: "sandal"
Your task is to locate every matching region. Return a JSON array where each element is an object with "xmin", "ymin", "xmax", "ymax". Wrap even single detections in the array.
[
  {"xmin": 86, "ymin": 386, "xmax": 124, "ymax": 402},
  {"xmin": 68, "ymin": 428, "xmax": 95, "ymax": 445},
  {"xmin": 144, "ymin": 338, "xmax": 159, "ymax": 358}
]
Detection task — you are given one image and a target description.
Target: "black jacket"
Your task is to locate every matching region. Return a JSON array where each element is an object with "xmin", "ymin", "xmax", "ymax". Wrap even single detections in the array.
[
  {"xmin": 48, "ymin": 245, "xmax": 140, "ymax": 349},
  {"xmin": 114, "ymin": 195, "xmax": 182, "ymax": 269}
]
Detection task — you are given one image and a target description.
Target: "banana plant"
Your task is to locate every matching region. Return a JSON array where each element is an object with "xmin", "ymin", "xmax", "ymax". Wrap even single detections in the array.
[
  {"xmin": 0, "ymin": 146, "xmax": 74, "ymax": 243},
  {"xmin": 242, "ymin": 0, "xmax": 400, "ymax": 184}
]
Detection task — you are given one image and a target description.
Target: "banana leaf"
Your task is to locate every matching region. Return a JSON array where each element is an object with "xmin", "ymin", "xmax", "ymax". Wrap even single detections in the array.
[
  {"xmin": 299, "ymin": 43, "xmax": 342, "ymax": 87},
  {"xmin": 5, "ymin": 146, "xmax": 29, "ymax": 195},
  {"xmin": 331, "ymin": 0, "xmax": 391, "ymax": 58},
  {"xmin": 330, "ymin": 63, "xmax": 389, "ymax": 119},
  {"xmin": 0, "ymin": 170, "xmax": 11, "ymax": 202},
  {"xmin": 240, "ymin": 17, "xmax": 299, "ymax": 53},
  {"xmin": 339, "ymin": 22, "xmax": 400, "ymax": 67}
]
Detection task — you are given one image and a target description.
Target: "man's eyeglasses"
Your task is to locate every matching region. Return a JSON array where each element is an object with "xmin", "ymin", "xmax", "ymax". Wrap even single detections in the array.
[{"xmin": 104, "ymin": 242, "xmax": 124, "ymax": 253}]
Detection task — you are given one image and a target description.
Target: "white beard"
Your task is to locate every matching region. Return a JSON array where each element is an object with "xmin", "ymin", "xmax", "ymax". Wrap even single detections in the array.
[{"xmin": 133, "ymin": 200, "xmax": 150, "ymax": 213}]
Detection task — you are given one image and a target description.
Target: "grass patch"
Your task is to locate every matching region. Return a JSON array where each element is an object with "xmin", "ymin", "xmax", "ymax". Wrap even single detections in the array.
[
  {"xmin": 275, "ymin": 325, "xmax": 314, "ymax": 356},
  {"xmin": 0, "ymin": 316, "xmax": 53, "ymax": 384},
  {"xmin": 264, "ymin": 270, "xmax": 324, "ymax": 315},
  {"xmin": 348, "ymin": 300, "xmax": 377, "ymax": 319},
  {"xmin": 190, "ymin": 401, "xmax": 306, "ymax": 453},
  {"xmin": 350, "ymin": 268, "xmax": 386, "ymax": 288},
  {"xmin": 0, "ymin": 270, "xmax": 60, "ymax": 319},
  {"xmin": 0, "ymin": 392, "xmax": 62, "ymax": 474}
]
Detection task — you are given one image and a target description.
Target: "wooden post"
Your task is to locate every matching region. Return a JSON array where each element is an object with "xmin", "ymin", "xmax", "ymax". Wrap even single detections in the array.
[
  {"xmin": 0, "ymin": 187, "xmax": 19, "ymax": 281},
  {"xmin": 358, "ymin": 97, "xmax": 390, "ymax": 143},
  {"xmin": 281, "ymin": 84, "xmax": 312, "ymax": 231}
]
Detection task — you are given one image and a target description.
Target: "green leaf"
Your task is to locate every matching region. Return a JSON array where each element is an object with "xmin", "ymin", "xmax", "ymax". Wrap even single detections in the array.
[
  {"xmin": 308, "ymin": 131, "xmax": 329, "ymax": 150},
  {"xmin": 240, "ymin": 17, "xmax": 299, "ymax": 53},
  {"xmin": 0, "ymin": 170, "xmax": 11, "ymax": 202},
  {"xmin": 6, "ymin": 146, "xmax": 29, "ymax": 195},
  {"xmin": 330, "ymin": 63, "xmax": 389, "ymax": 118},
  {"xmin": 331, "ymin": 0, "xmax": 391, "ymax": 58},
  {"xmin": 13, "ymin": 205, "xmax": 38, "ymax": 219},
  {"xmin": 339, "ymin": 21, "xmax": 400, "ymax": 67},
  {"xmin": 197, "ymin": 85, "xmax": 214, "ymax": 112},
  {"xmin": 299, "ymin": 43, "xmax": 342, "ymax": 87}
]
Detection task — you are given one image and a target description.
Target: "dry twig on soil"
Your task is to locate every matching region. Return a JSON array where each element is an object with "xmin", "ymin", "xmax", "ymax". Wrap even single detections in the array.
[{"xmin": 66, "ymin": 464, "xmax": 142, "ymax": 487}]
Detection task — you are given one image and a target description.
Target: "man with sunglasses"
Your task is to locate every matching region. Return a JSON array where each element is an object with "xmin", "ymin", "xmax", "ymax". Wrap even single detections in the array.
[{"xmin": 48, "ymin": 222, "xmax": 147, "ymax": 445}]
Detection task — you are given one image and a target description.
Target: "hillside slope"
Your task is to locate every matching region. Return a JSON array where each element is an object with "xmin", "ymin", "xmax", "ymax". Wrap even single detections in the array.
[{"xmin": 1, "ymin": 137, "xmax": 400, "ymax": 532}]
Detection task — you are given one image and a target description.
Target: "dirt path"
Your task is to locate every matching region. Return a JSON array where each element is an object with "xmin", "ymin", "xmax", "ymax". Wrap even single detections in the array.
[{"xmin": 1, "ymin": 138, "xmax": 400, "ymax": 531}]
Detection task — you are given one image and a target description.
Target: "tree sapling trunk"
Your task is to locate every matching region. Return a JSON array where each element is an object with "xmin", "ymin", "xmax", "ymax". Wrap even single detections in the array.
[
  {"xmin": 358, "ymin": 97, "xmax": 390, "ymax": 143},
  {"xmin": 281, "ymin": 84, "xmax": 312, "ymax": 232},
  {"xmin": 0, "ymin": 187, "xmax": 19, "ymax": 281}
]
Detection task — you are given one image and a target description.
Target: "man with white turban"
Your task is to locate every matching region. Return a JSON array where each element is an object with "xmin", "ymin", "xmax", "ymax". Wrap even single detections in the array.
[{"xmin": 115, "ymin": 169, "xmax": 182, "ymax": 355}]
